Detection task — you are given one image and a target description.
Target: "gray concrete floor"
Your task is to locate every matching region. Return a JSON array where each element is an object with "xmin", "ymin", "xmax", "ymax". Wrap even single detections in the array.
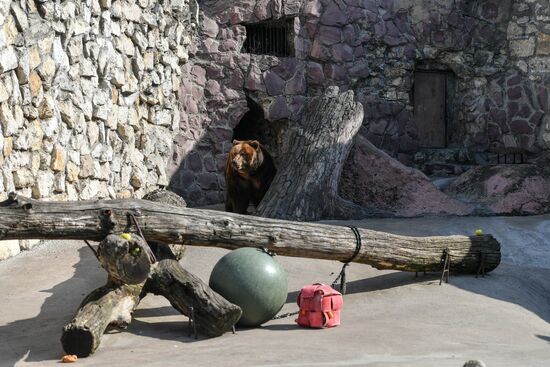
[{"xmin": 1, "ymin": 215, "xmax": 550, "ymax": 366}]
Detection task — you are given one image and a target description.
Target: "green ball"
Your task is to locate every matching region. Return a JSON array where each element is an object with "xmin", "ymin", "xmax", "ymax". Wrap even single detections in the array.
[{"xmin": 209, "ymin": 248, "xmax": 288, "ymax": 327}]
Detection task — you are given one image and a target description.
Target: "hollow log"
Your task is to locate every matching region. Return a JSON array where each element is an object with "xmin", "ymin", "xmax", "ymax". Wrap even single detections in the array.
[
  {"xmin": 61, "ymin": 279, "xmax": 144, "ymax": 357},
  {"xmin": 0, "ymin": 194, "xmax": 501, "ymax": 274}
]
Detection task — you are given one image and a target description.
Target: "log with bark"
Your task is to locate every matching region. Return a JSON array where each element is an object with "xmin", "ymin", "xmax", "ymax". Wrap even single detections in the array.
[
  {"xmin": 62, "ymin": 237, "xmax": 242, "ymax": 357},
  {"xmin": 256, "ymin": 87, "xmax": 389, "ymax": 221},
  {"xmin": 0, "ymin": 193, "xmax": 501, "ymax": 274},
  {"xmin": 59, "ymin": 192, "xmax": 242, "ymax": 358}
]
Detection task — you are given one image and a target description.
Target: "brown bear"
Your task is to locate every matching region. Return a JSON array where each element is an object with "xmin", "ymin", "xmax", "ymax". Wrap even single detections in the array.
[{"xmin": 224, "ymin": 139, "xmax": 276, "ymax": 214}]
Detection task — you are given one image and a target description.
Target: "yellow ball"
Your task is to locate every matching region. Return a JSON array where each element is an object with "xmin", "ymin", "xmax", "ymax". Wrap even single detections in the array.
[
  {"xmin": 475, "ymin": 229, "xmax": 483, "ymax": 236},
  {"xmin": 120, "ymin": 233, "xmax": 132, "ymax": 241}
]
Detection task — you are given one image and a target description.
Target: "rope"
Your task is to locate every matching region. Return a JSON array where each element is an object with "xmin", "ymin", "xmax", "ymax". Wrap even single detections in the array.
[
  {"xmin": 332, "ymin": 226, "xmax": 362, "ymax": 295},
  {"xmin": 271, "ymin": 311, "xmax": 300, "ymax": 320},
  {"xmin": 84, "ymin": 240, "xmax": 100, "ymax": 261}
]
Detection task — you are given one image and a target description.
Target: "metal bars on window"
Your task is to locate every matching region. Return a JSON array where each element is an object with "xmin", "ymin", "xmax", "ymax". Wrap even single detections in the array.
[{"xmin": 242, "ymin": 18, "xmax": 294, "ymax": 57}]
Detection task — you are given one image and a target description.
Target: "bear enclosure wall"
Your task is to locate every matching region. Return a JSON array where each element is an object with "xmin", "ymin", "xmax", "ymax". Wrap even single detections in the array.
[
  {"xmin": 170, "ymin": 0, "xmax": 550, "ymax": 207},
  {"xmin": 1, "ymin": 0, "xmax": 550, "ymax": 210},
  {"xmin": 0, "ymin": 0, "xmax": 196, "ymax": 203}
]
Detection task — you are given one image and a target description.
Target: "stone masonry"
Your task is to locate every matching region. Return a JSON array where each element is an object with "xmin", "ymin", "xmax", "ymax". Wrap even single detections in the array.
[
  {"xmin": 170, "ymin": 0, "xmax": 550, "ymax": 206},
  {"xmin": 2, "ymin": 0, "xmax": 550, "ymax": 257},
  {"xmin": 0, "ymin": 0, "xmax": 196, "ymax": 259}
]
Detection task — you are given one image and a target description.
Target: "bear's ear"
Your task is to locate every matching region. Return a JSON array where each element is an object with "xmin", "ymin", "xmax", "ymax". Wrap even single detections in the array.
[
  {"xmin": 232, "ymin": 139, "xmax": 242, "ymax": 145},
  {"xmin": 249, "ymin": 140, "xmax": 261, "ymax": 150}
]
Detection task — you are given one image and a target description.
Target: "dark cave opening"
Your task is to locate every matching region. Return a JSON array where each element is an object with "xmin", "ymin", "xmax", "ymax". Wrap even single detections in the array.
[{"xmin": 232, "ymin": 98, "xmax": 282, "ymax": 165}]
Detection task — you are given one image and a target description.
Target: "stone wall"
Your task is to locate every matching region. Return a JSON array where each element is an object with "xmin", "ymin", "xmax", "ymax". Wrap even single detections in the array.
[
  {"xmin": 170, "ymin": 0, "xmax": 550, "ymax": 206},
  {"xmin": 0, "ymin": 0, "xmax": 196, "ymax": 259}
]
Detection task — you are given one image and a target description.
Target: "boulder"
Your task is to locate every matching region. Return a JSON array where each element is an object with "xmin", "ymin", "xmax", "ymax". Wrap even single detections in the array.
[
  {"xmin": 339, "ymin": 135, "xmax": 472, "ymax": 217},
  {"xmin": 445, "ymin": 154, "xmax": 550, "ymax": 215}
]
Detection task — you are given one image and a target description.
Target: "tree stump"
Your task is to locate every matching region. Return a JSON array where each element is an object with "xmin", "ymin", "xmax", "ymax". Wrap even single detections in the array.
[
  {"xmin": 97, "ymin": 234, "xmax": 154, "ymax": 284},
  {"xmin": 142, "ymin": 189, "xmax": 187, "ymax": 260},
  {"xmin": 256, "ymin": 87, "xmax": 386, "ymax": 221}
]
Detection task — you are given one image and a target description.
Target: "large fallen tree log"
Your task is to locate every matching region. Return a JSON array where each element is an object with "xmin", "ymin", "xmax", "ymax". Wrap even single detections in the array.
[{"xmin": 0, "ymin": 194, "xmax": 500, "ymax": 274}]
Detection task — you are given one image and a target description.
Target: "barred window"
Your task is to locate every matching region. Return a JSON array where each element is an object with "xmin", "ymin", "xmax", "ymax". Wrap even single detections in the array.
[{"xmin": 242, "ymin": 18, "xmax": 295, "ymax": 57}]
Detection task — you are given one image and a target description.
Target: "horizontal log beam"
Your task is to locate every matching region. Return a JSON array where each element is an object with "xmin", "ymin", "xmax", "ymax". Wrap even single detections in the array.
[{"xmin": 0, "ymin": 194, "xmax": 500, "ymax": 273}]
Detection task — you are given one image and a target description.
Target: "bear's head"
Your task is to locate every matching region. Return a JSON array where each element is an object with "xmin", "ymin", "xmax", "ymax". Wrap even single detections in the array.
[{"xmin": 229, "ymin": 140, "xmax": 264, "ymax": 175}]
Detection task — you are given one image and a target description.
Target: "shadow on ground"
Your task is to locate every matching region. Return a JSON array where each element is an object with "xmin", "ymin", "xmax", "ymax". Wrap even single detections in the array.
[
  {"xmin": 3, "ymin": 215, "xmax": 550, "ymax": 365},
  {"xmin": 0, "ymin": 246, "xmax": 101, "ymax": 365},
  {"xmin": 0, "ymin": 246, "xmax": 201, "ymax": 365}
]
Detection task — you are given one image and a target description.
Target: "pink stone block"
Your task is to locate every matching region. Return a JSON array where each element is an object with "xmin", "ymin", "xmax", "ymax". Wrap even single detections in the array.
[
  {"xmin": 183, "ymin": 95, "xmax": 198, "ymax": 114},
  {"xmin": 205, "ymin": 80, "xmax": 221, "ymax": 96},
  {"xmin": 303, "ymin": 0, "xmax": 322, "ymax": 17},
  {"xmin": 201, "ymin": 16, "xmax": 219, "ymax": 38},
  {"xmin": 245, "ymin": 66, "xmax": 266, "ymax": 92},
  {"xmin": 191, "ymin": 65, "xmax": 206, "ymax": 86},
  {"xmin": 285, "ymin": 72, "xmax": 306, "ymax": 94},
  {"xmin": 219, "ymin": 39, "xmax": 239, "ymax": 52},
  {"xmin": 304, "ymin": 20, "xmax": 318, "ymax": 39},
  {"xmin": 318, "ymin": 25, "xmax": 341, "ymax": 45},
  {"xmin": 271, "ymin": 0, "xmax": 283, "ymax": 19},
  {"xmin": 269, "ymin": 96, "xmax": 290, "ymax": 120},
  {"xmin": 295, "ymin": 37, "xmax": 312, "ymax": 59},
  {"xmin": 263, "ymin": 70, "xmax": 285, "ymax": 95},
  {"xmin": 310, "ymin": 38, "xmax": 330, "ymax": 61},
  {"xmin": 331, "ymin": 43, "xmax": 354, "ymax": 62},
  {"xmin": 201, "ymin": 38, "xmax": 220, "ymax": 54},
  {"xmin": 320, "ymin": 4, "xmax": 347, "ymax": 26},
  {"xmin": 254, "ymin": 0, "xmax": 272, "ymax": 20},
  {"xmin": 306, "ymin": 62, "xmax": 325, "ymax": 85}
]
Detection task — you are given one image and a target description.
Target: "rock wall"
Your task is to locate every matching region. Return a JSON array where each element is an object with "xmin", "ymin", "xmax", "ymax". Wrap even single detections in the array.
[
  {"xmin": 0, "ymin": 0, "xmax": 196, "ymax": 259},
  {"xmin": 170, "ymin": 0, "xmax": 550, "ymax": 206},
  {"xmin": 0, "ymin": 0, "xmax": 195, "ymax": 203}
]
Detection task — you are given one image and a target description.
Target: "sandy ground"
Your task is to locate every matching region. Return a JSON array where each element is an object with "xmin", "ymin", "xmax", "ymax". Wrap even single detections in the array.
[{"xmin": 1, "ymin": 215, "xmax": 550, "ymax": 367}]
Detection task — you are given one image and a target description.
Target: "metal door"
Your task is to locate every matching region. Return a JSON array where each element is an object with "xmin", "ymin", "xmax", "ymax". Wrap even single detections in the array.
[{"xmin": 414, "ymin": 71, "xmax": 447, "ymax": 148}]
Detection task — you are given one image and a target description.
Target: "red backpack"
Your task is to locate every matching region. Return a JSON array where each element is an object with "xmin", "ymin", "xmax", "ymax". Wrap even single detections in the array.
[{"xmin": 295, "ymin": 283, "xmax": 343, "ymax": 328}]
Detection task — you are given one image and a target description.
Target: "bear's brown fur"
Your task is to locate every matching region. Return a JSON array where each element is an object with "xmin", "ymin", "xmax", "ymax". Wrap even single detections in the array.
[{"xmin": 224, "ymin": 140, "xmax": 276, "ymax": 214}]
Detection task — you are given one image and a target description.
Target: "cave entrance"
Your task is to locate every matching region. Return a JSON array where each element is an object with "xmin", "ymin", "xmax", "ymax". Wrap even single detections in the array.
[{"xmin": 232, "ymin": 98, "xmax": 282, "ymax": 165}]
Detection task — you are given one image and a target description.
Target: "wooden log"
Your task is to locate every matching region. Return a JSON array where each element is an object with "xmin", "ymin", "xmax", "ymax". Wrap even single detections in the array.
[
  {"xmin": 61, "ymin": 278, "xmax": 143, "ymax": 357},
  {"xmin": 62, "ymin": 231, "xmax": 154, "ymax": 357},
  {"xmin": 61, "ymin": 261, "xmax": 242, "ymax": 357},
  {"xmin": 61, "ymin": 241, "xmax": 241, "ymax": 357},
  {"xmin": 97, "ymin": 234, "xmax": 154, "ymax": 284},
  {"xmin": 61, "ymin": 191, "xmax": 240, "ymax": 358},
  {"xmin": 145, "ymin": 260, "xmax": 242, "ymax": 337},
  {"xmin": 257, "ymin": 87, "xmax": 386, "ymax": 221},
  {"xmin": 0, "ymin": 194, "xmax": 501, "ymax": 274}
]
